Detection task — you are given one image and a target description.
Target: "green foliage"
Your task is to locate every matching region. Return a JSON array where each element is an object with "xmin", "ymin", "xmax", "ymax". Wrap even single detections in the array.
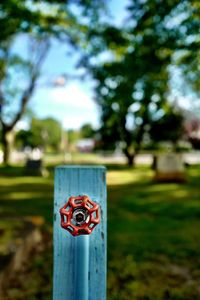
[
  {"xmin": 0, "ymin": 0, "xmax": 105, "ymax": 43},
  {"xmin": 149, "ymin": 106, "xmax": 184, "ymax": 145},
  {"xmin": 15, "ymin": 129, "xmax": 33, "ymax": 149},
  {"xmin": 16, "ymin": 117, "xmax": 62, "ymax": 151},
  {"xmin": 83, "ymin": 0, "xmax": 199, "ymax": 164},
  {"xmin": 30, "ymin": 117, "xmax": 61, "ymax": 151},
  {"xmin": 67, "ymin": 129, "xmax": 81, "ymax": 144},
  {"xmin": 0, "ymin": 0, "xmax": 106, "ymax": 164},
  {"xmin": 80, "ymin": 123, "xmax": 95, "ymax": 138},
  {"xmin": 174, "ymin": 1, "xmax": 200, "ymax": 95}
]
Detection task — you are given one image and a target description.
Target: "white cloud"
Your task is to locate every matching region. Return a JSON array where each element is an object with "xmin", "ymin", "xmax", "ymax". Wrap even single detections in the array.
[
  {"xmin": 33, "ymin": 82, "xmax": 96, "ymax": 111},
  {"xmin": 177, "ymin": 96, "xmax": 193, "ymax": 109},
  {"xmin": 62, "ymin": 113, "xmax": 99, "ymax": 130},
  {"xmin": 31, "ymin": 82, "xmax": 100, "ymax": 129},
  {"xmin": 15, "ymin": 120, "xmax": 29, "ymax": 131},
  {"xmin": 47, "ymin": 83, "xmax": 95, "ymax": 109}
]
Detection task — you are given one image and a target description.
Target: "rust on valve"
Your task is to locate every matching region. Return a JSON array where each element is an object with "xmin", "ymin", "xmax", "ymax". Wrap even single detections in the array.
[{"xmin": 59, "ymin": 195, "xmax": 100, "ymax": 236}]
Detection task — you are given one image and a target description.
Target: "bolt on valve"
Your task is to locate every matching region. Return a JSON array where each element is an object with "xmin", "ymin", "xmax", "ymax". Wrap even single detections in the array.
[{"xmin": 59, "ymin": 195, "xmax": 100, "ymax": 236}]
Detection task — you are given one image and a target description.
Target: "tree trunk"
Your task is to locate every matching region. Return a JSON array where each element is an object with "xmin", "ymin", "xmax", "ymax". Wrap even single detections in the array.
[
  {"xmin": 127, "ymin": 154, "xmax": 135, "ymax": 166},
  {"xmin": 2, "ymin": 129, "xmax": 12, "ymax": 165},
  {"xmin": 123, "ymin": 148, "xmax": 135, "ymax": 167}
]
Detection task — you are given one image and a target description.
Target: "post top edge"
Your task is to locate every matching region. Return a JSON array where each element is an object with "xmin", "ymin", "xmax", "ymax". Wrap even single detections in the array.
[{"xmin": 55, "ymin": 165, "xmax": 106, "ymax": 170}]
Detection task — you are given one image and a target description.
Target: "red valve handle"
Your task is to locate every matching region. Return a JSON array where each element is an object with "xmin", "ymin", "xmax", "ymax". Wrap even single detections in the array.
[{"xmin": 59, "ymin": 195, "xmax": 100, "ymax": 236}]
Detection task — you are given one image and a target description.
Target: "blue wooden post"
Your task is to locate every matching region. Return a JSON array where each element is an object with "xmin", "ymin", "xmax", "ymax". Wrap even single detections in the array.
[{"xmin": 53, "ymin": 166, "xmax": 107, "ymax": 300}]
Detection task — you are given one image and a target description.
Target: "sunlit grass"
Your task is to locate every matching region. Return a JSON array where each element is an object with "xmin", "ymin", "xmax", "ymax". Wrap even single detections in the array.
[{"xmin": 107, "ymin": 168, "xmax": 153, "ymax": 186}]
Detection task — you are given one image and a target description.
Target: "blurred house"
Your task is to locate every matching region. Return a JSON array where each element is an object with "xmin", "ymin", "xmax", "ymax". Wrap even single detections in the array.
[
  {"xmin": 76, "ymin": 139, "xmax": 95, "ymax": 152},
  {"xmin": 185, "ymin": 118, "xmax": 200, "ymax": 149}
]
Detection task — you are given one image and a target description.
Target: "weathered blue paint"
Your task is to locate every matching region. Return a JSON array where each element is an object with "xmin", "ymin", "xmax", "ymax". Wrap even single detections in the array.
[{"xmin": 53, "ymin": 166, "xmax": 107, "ymax": 300}]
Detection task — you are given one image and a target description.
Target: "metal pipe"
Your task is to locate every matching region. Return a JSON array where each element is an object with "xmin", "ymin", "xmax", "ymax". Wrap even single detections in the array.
[{"xmin": 74, "ymin": 235, "xmax": 89, "ymax": 300}]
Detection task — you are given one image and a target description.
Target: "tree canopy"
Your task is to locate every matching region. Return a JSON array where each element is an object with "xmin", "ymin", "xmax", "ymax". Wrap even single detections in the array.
[
  {"xmin": 82, "ymin": 0, "xmax": 199, "ymax": 165},
  {"xmin": 0, "ymin": 0, "xmax": 105, "ymax": 42},
  {"xmin": 30, "ymin": 117, "xmax": 62, "ymax": 150},
  {"xmin": 0, "ymin": 0, "xmax": 105, "ymax": 163}
]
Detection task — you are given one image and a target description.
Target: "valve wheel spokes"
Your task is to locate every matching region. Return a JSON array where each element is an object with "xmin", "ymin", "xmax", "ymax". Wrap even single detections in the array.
[{"xmin": 59, "ymin": 195, "xmax": 100, "ymax": 236}]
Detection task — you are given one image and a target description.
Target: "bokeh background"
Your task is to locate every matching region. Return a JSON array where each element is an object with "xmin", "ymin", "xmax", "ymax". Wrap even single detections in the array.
[{"xmin": 0, "ymin": 0, "xmax": 200, "ymax": 299}]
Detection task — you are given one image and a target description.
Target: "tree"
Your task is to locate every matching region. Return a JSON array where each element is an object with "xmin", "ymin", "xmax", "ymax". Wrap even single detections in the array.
[
  {"xmin": 149, "ymin": 105, "xmax": 184, "ymax": 148},
  {"xmin": 31, "ymin": 117, "xmax": 62, "ymax": 151},
  {"xmin": 0, "ymin": 1, "xmax": 105, "ymax": 43},
  {"xmin": 15, "ymin": 129, "xmax": 33, "ymax": 149},
  {"xmin": 83, "ymin": 0, "xmax": 199, "ymax": 165},
  {"xmin": 0, "ymin": 0, "xmax": 105, "ymax": 164},
  {"xmin": 80, "ymin": 123, "xmax": 95, "ymax": 139},
  {"xmin": 16, "ymin": 117, "xmax": 62, "ymax": 151},
  {"xmin": 175, "ymin": 1, "xmax": 200, "ymax": 95},
  {"xmin": 0, "ymin": 36, "xmax": 50, "ymax": 163}
]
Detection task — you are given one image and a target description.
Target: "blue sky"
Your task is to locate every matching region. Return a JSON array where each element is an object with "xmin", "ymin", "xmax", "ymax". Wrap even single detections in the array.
[{"xmin": 17, "ymin": 0, "xmax": 129, "ymax": 130}]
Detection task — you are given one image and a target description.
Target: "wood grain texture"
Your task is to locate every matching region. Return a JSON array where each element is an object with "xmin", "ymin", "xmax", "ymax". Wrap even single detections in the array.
[{"xmin": 53, "ymin": 166, "xmax": 107, "ymax": 300}]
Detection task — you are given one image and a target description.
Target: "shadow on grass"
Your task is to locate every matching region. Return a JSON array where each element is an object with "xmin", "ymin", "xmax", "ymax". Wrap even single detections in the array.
[
  {"xmin": 0, "ymin": 171, "xmax": 54, "ymax": 223},
  {"xmin": 0, "ymin": 197, "xmax": 53, "ymax": 223},
  {"xmin": 107, "ymin": 165, "xmax": 200, "ymax": 264}
]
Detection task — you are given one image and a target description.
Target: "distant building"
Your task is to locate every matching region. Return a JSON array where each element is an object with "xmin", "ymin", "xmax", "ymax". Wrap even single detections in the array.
[{"xmin": 76, "ymin": 139, "xmax": 95, "ymax": 152}]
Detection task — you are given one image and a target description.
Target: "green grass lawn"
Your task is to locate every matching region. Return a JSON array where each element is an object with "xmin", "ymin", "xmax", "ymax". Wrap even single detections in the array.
[{"xmin": 0, "ymin": 164, "xmax": 200, "ymax": 299}]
